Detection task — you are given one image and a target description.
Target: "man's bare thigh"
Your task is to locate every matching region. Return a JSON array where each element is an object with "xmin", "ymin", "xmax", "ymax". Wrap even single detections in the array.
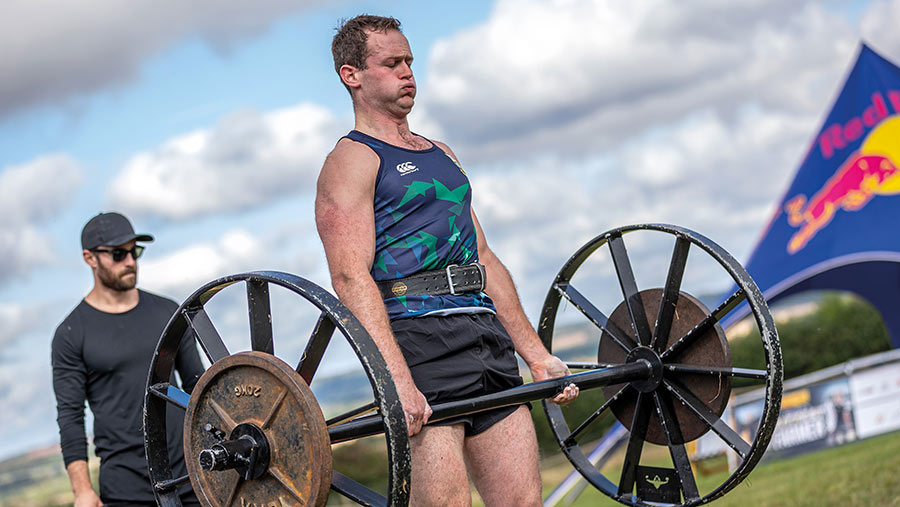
[
  {"xmin": 463, "ymin": 406, "xmax": 541, "ymax": 507},
  {"xmin": 410, "ymin": 423, "xmax": 470, "ymax": 506}
]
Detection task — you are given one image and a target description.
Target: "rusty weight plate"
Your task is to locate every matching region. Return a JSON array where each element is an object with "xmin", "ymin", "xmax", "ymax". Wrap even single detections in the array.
[
  {"xmin": 184, "ymin": 351, "xmax": 332, "ymax": 507},
  {"xmin": 599, "ymin": 289, "xmax": 732, "ymax": 445}
]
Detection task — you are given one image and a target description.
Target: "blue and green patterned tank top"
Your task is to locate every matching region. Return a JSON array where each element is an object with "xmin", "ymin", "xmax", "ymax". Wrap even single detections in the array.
[{"xmin": 344, "ymin": 130, "xmax": 496, "ymax": 320}]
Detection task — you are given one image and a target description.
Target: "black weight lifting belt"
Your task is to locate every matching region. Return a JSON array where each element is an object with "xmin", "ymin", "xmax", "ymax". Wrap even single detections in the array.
[{"xmin": 376, "ymin": 263, "xmax": 486, "ymax": 299}]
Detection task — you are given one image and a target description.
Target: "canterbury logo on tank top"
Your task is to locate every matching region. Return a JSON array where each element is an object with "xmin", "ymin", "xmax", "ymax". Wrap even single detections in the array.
[
  {"xmin": 342, "ymin": 130, "xmax": 496, "ymax": 320},
  {"xmin": 396, "ymin": 161, "xmax": 418, "ymax": 175}
]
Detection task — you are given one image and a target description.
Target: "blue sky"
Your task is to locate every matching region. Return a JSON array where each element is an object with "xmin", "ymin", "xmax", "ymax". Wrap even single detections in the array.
[{"xmin": 1, "ymin": 0, "xmax": 898, "ymax": 460}]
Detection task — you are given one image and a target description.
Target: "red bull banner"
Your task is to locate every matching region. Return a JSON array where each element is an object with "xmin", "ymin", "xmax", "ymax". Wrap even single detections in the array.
[{"xmin": 726, "ymin": 44, "xmax": 900, "ymax": 349}]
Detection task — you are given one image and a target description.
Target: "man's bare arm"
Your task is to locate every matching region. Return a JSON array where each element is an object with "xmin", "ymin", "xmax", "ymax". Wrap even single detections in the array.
[
  {"xmin": 315, "ymin": 140, "xmax": 432, "ymax": 434},
  {"xmin": 66, "ymin": 460, "xmax": 102, "ymax": 507}
]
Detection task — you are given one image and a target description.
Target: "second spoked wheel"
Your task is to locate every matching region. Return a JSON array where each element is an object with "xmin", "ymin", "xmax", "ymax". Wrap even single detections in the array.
[{"xmin": 539, "ymin": 224, "xmax": 783, "ymax": 506}]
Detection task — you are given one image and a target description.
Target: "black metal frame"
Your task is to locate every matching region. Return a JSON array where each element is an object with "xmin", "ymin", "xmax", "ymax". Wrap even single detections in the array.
[
  {"xmin": 143, "ymin": 271, "xmax": 410, "ymax": 507},
  {"xmin": 538, "ymin": 224, "xmax": 783, "ymax": 506}
]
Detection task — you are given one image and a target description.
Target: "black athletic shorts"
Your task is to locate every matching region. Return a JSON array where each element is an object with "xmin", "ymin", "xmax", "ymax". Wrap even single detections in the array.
[{"xmin": 390, "ymin": 312, "xmax": 526, "ymax": 436}]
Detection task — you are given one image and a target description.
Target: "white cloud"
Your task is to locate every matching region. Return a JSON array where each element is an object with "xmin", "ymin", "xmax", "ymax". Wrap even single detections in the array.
[
  {"xmin": 860, "ymin": 0, "xmax": 900, "ymax": 60},
  {"xmin": 0, "ymin": 354, "xmax": 56, "ymax": 457},
  {"xmin": 141, "ymin": 229, "xmax": 266, "ymax": 298},
  {"xmin": 0, "ymin": 0, "xmax": 327, "ymax": 118},
  {"xmin": 0, "ymin": 303, "xmax": 40, "ymax": 348},
  {"xmin": 139, "ymin": 223, "xmax": 329, "ymax": 300},
  {"xmin": 470, "ymin": 104, "xmax": 815, "ymax": 319},
  {"xmin": 0, "ymin": 154, "xmax": 83, "ymax": 283},
  {"xmin": 418, "ymin": 0, "xmax": 857, "ymax": 162},
  {"xmin": 109, "ymin": 103, "xmax": 343, "ymax": 219}
]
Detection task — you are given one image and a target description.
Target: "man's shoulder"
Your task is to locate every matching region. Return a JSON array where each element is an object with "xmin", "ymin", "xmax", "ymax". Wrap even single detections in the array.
[
  {"xmin": 429, "ymin": 139, "xmax": 458, "ymax": 160},
  {"xmin": 326, "ymin": 136, "xmax": 381, "ymax": 167},
  {"xmin": 319, "ymin": 137, "xmax": 381, "ymax": 190},
  {"xmin": 137, "ymin": 289, "xmax": 179, "ymax": 312},
  {"xmin": 52, "ymin": 300, "xmax": 93, "ymax": 354}
]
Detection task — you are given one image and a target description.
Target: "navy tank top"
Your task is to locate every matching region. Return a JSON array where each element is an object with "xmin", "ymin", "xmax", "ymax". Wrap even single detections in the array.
[{"xmin": 343, "ymin": 130, "xmax": 496, "ymax": 320}]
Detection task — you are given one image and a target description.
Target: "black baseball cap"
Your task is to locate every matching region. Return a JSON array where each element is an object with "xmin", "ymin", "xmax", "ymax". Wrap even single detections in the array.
[{"xmin": 81, "ymin": 212, "xmax": 154, "ymax": 250}]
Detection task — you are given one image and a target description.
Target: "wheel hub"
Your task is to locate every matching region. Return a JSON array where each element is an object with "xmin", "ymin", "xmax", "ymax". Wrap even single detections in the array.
[
  {"xmin": 625, "ymin": 346, "xmax": 664, "ymax": 393},
  {"xmin": 599, "ymin": 288, "xmax": 732, "ymax": 445}
]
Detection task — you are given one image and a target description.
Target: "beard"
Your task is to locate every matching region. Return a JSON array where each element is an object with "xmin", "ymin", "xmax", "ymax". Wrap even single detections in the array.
[{"xmin": 97, "ymin": 262, "xmax": 137, "ymax": 291}]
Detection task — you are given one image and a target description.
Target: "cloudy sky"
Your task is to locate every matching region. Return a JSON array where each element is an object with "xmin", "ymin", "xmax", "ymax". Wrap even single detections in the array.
[{"xmin": 1, "ymin": 0, "xmax": 898, "ymax": 461}]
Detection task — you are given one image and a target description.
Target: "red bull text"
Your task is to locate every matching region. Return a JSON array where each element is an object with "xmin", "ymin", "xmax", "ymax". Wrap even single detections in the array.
[{"xmin": 785, "ymin": 92, "xmax": 900, "ymax": 254}]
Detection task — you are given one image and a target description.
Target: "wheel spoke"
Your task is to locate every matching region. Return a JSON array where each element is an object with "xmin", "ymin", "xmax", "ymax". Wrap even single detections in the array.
[
  {"xmin": 564, "ymin": 385, "xmax": 629, "ymax": 446},
  {"xmin": 326, "ymin": 402, "xmax": 378, "ymax": 428},
  {"xmin": 297, "ymin": 312, "xmax": 336, "ymax": 384},
  {"xmin": 608, "ymin": 234, "xmax": 652, "ymax": 346},
  {"xmin": 331, "ymin": 470, "xmax": 388, "ymax": 507},
  {"xmin": 653, "ymin": 391, "xmax": 700, "ymax": 501},
  {"xmin": 247, "ymin": 280, "xmax": 274, "ymax": 354},
  {"xmin": 663, "ymin": 379, "xmax": 751, "ymax": 459},
  {"xmin": 617, "ymin": 391, "xmax": 652, "ymax": 496},
  {"xmin": 148, "ymin": 383, "xmax": 190, "ymax": 410},
  {"xmin": 651, "ymin": 237, "xmax": 690, "ymax": 352},
  {"xmin": 153, "ymin": 473, "xmax": 191, "ymax": 492},
  {"xmin": 555, "ymin": 282, "xmax": 637, "ymax": 352},
  {"xmin": 665, "ymin": 364, "xmax": 768, "ymax": 379},
  {"xmin": 184, "ymin": 307, "xmax": 230, "ymax": 363},
  {"xmin": 660, "ymin": 288, "xmax": 746, "ymax": 360}
]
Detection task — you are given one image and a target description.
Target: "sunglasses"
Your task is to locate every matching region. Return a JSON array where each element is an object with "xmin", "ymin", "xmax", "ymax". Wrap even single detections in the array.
[{"xmin": 92, "ymin": 245, "xmax": 145, "ymax": 262}]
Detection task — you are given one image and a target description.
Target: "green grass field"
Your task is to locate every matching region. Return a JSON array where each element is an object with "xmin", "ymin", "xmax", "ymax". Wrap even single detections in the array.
[
  {"xmin": 6, "ymin": 431, "xmax": 899, "ymax": 505},
  {"xmin": 537, "ymin": 431, "xmax": 900, "ymax": 506}
]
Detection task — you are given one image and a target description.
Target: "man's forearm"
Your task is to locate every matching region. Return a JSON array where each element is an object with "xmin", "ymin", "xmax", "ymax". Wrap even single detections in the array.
[{"xmin": 65, "ymin": 460, "xmax": 95, "ymax": 495}]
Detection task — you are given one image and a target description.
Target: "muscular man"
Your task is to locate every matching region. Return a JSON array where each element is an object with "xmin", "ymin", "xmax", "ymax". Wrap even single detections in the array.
[
  {"xmin": 52, "ymin": 212, "xmax": 204, "ymax": 506},
  {"xmin": 316, "ymin": 15, "xmax": 578, "ymax": 505}
]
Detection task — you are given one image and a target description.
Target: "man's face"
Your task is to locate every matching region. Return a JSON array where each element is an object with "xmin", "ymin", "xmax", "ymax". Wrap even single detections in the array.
[
  {"xmin": 92, "ymin": 240, "xmax": 139, "ymax": 291},
  {"xmin": 355, "ymin": 29, "xmax": 416, "ymax": 116}
]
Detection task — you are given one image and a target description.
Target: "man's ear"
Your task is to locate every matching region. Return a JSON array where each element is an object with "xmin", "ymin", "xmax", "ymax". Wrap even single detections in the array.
[
  {"xmin": 83, "ymin": 249, "xmax": 98, "ymax": 269},
  {"xmin": 340, "ymin": 64, "xmax": 362, "ymax": 89}
]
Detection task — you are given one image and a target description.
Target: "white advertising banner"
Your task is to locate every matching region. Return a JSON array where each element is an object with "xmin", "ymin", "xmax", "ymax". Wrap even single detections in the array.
[{"xmin": 849, "ymin": 362, "xmax": 900, "ymax": 438}]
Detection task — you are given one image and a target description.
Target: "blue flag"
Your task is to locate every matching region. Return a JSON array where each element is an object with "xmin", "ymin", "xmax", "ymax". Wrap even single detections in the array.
[{"xmin": 727, "ymin": 43, "xmax": 900, "ymax": 348}]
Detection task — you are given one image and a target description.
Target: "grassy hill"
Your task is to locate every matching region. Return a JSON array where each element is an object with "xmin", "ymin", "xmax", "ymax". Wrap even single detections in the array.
[
  {"xmin": 541, "ymin": 429, "xmax": 900, "ymax": 506},
  {"xmin": 0, "ymin": 445, "xmax": 98, "ymax": 506}
]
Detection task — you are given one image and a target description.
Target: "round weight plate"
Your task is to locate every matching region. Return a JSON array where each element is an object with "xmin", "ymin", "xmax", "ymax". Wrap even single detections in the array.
[
  {"xmin": 599, "ymin": 288, "xmax": 732, "ymax": 444},
  {"xmin": 184, "ymin": 351, "xmax": 332, "ymax": 507}
]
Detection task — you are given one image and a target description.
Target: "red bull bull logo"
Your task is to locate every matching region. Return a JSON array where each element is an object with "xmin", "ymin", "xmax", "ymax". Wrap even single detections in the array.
[{"xmin": 785, "ymin": 112, "xmax": 900, "ymax": 254}]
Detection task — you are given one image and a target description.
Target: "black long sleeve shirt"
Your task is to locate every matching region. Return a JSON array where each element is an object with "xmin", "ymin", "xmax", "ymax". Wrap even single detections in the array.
[{"xmin": 51, "ymin": 290, "xmax": 204, "ymax": 503}]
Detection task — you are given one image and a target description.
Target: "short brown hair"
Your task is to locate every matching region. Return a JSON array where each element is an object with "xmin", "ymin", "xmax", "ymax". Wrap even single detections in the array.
[{"xmin": 332, "ymin": 15, "xmax": 402, "ymax": 92}]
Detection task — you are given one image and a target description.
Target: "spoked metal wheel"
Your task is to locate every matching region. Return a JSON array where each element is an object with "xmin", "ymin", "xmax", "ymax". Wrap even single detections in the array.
[
  {"xmin": 538, "ymin": 224, "xmax": 783, "ymax": 506},
  {"xmin": 143, "ymin": 271, "xmax": 410, "ymax": 507}
]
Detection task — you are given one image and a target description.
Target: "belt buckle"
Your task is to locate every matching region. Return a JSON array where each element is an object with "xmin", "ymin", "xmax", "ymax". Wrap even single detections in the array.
[
  {"xmin": 446, "ymin": 263, "xmax": 486, "ymax": 295},
  {"xmin": 445, "ymin": 264, "xmax": 459, "ymax": 295},
  {"xmin": 474, "ymin": 262, "xmax": 486, "ymax": 292}
]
